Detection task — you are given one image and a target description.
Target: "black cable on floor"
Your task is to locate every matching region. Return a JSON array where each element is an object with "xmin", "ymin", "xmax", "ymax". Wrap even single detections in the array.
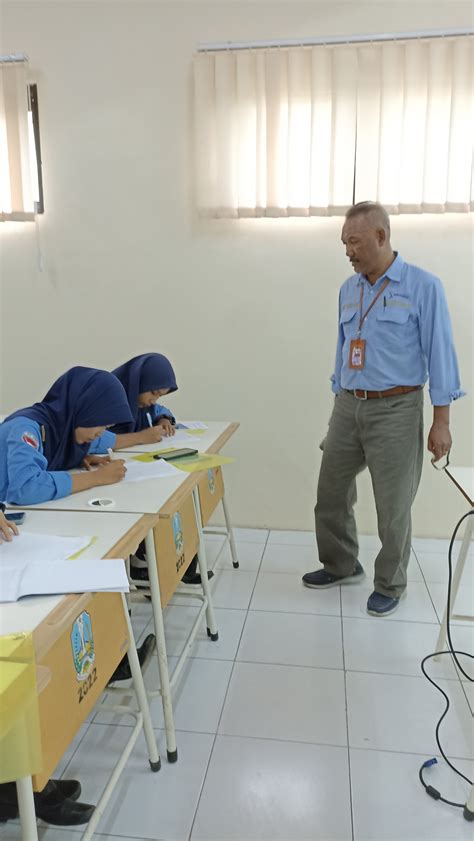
[{"xmin": 418, "ymin": 509, "xmax": 473, "ymax": 813}]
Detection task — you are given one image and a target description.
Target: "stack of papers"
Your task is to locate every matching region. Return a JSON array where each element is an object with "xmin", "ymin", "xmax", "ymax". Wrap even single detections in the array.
[
  {"xmin": 0, "ymin": 532, "xmax": 129, "ymax": 602},
  {"xmin": 122, "ymin": 458, "xmax": 181, "ymax": 484},
  {"xmin": 0, "ymin": 559, "xmax": 129, "ymax": 602},
  {"xmin": 0, "ymin": 533, "xmax": 92, "ymax": 564}
]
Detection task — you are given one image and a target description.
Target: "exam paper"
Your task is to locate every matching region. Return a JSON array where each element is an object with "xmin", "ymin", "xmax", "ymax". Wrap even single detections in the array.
[
  {"xmin": 122, "ymin": 458, "xmax": 181, "ymax": 483},
  {"xmin": 0, "ymin": 559, "xmax": 129, "ymax": 603},
  {"xmin": 0, "ymin": 533, "xmax": 93, "ymax": 564}
]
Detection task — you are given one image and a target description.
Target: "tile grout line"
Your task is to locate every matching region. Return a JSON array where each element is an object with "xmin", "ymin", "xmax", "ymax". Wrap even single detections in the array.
[
  {"xmin": 186, "ymin": 529, "xmax": 271, "ymax": 841},
  {"xmin": 340, "ymin": 585, "xmax": 356, "ymax": 841}
]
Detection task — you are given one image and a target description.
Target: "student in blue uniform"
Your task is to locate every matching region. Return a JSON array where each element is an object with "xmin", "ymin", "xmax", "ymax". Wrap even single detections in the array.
[
  {"xmin": 0, "ymin": 367, "xmax": 132, "ymax": 506},
  {"xmin": 0, "ymin": 366, "xmax": 155, "ymax": 681},
  {"xmin": 110, "ymin": 353, "xmax": 210, "ymax": 584},
  {"xmin": 111, "ymin": 352, "xmax": 178, "ymax": 448}
]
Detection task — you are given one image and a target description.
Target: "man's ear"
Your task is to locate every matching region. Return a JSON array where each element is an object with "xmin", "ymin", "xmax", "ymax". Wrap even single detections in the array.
[{"xmin": 376, "ymin": 227, "xmax": 387, "ymax": 246}]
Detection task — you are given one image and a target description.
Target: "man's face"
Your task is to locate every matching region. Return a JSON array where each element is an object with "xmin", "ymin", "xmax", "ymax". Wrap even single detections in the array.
[{"xmin": 341, "ymin": 215, "xmax": 384, "ymax": 278}]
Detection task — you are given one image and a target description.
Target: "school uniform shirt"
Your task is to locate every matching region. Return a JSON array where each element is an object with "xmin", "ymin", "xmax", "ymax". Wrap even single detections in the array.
[
  {"xmin": 1, "ymin": 367, "xmax": 132, "ymax": 506},
  {"xmin": 331, "ymin": 253, "xmax": 465, "ymax": 405},
  {"xmin": 112, "ymin": 353, "xmax": 178, "ymax": 434}
]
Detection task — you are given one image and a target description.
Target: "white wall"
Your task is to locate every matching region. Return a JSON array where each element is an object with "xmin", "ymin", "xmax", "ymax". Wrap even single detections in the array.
[{"xmin": 1, "ymin": 0, "xmax": 473, "ymax": 536}]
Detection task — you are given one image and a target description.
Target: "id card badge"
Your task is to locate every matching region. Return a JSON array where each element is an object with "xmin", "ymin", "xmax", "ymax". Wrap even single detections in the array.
[{"xmin": 349, "ymin": 338, "xmax": 366, "ymax": 369}]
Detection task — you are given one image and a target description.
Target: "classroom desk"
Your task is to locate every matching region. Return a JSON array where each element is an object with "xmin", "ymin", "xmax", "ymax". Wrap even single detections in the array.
[
  {"xmin": 7, "ymin": 422, "xmax": 240, "ymax": 764},
  {"xmin": 0, "ymin": 510, "xmax": 160, "ymax": 841}
]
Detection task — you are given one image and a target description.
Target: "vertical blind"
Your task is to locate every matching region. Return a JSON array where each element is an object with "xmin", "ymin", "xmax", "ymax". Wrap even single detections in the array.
[
  {"xmin": 0, "ymin": 60, "xmax": 36, "ymax": 222},
  {"xmin": 193, "ymin": 36, "xmax": 473, "ymax": 217}
]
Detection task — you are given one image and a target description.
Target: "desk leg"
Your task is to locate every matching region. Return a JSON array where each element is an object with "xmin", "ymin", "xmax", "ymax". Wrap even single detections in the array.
[
  {"xmin": 435, "ymin": 514, "xmax": 473, "ymax": 656},
  {"xmin": 144, "ymin": 529, "xmax": 178, "ymax": 763},
  {"xmin": 193, "ymin": 487, "xmax": 219, "ymax": 640},
  {"xmin": 16, "ymin": 777, "xmax": 38, "ymax": 841},
  {"xmin": 121, "ymin": 593, "xmax": 161, "ymax": 771},
  {"xmin": 221, "ymin": 494, "xmax": 239, "ymax": 569}
]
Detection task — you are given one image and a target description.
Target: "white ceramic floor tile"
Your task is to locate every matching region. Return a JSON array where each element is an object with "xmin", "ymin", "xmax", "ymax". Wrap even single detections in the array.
[
  {"xmin": 216, "ymin": 541, "xmax": 264, "ymax": 571},
  {"xmin": 412, "ymin": 537, "xmax": 466, "ymax": 554},
  {"xmin": 203, "ymin": 536, "xmax": 226, "ymax": 567},
  {"xmin": 343, "ymin": 617, "xmax": 467, "ymax": 681},
  {"xmin": 219, "ymin": 661, "xmax": 347, "ymax": 746},
  {"xmin": 357, "ymin": 534, "xmax": 382, "ymax": 550},
  {"xmin": 163, "ymin": 604, "xmax": 247, "ymax": 661},
  {"xmin": 192, "ymin": 735, "xmax": 352, "ymax": 841},
  {"xmin": 61, "ymin": 724, "xmax": 214, "ymax": 840},
  {"xmin": 97, "ymin": 655, "xmax": 233, "ymax": 733},
  {"xmin": 209, "ymin": 569, "xmax": 258, "ymax": 610},
  {"xmin": 238, "ymin": 611, "xmax": 343, "ymax": 670},
  {"xmin": 231, "ymin": 527, "xmax": 269, "ymax": 544},
  {"xmin": 351, "ymin": 748, "xmax": 474, "ymax": 841},
  {"xmin": 347, "ymin": 671, "xmax": 473, "ymax": 759},
  {"xmin": 267, "ymin": 529, "xmax": 317, "ymax": 546},
  {"xmin": 341, "ymin": 580, "xmax": 439, "ymax": 623},
  {"xmin": 427, "ymin": 582, "xmax": 474, "ymax": 626},
  {"xmin": 170, "ymin": 569, "xmax": 258, "ymax": 610},
  {"xmin": 0, "ymin": 827, "xmax": 134, "ymax": 841},
  {"xmin": 251, "ymin": 572, "xmax": 341, "ymax": 616},
  {"xmin": 260, "ymin": 542, "xmax": 318, "ymax": 575},
  {"xmin": 416, "ymin": 549, "xmax": 474, "ymax": 584}
]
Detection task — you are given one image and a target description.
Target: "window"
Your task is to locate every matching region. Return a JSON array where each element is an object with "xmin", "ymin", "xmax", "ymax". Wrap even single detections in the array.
[
  {"xmin": 193, "ymin": 36, "xmax": 473, "ymax": 218},
  {"xmin": 0, "ymin": 59, "xmax": 44, "ymax": 222}
]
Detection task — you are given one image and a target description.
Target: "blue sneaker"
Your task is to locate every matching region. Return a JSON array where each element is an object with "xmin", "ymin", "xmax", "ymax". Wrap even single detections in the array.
[
  {"xmin": 302, "ymin": 561, "xmax": 365, "ymax": 589},
  {"xmin": 367, "ymin": 591, "xmax": 400, "ymax": 616}
]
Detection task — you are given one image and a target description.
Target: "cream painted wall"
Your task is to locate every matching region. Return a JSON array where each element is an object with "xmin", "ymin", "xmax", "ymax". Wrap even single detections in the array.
[{"xmin": 1, "ymin": 1, "xmax": 473, "ymax": 537}]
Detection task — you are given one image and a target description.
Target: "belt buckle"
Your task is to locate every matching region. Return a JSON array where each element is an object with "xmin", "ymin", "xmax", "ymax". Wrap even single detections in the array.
[{"xmin": 354, "ymin": 389, "xmax": 368, "ymax": 400}]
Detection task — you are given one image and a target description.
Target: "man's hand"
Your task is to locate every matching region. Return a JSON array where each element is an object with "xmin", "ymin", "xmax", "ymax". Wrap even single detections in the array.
[
  {"xmin": 156, "ymin": 418, "xmax": 175, "ymax": 437},
  {"xmin": 139, "ymin": 426, "xmax": 163, "ymax": 444},
  {"xmin": 82, "ymin": 455, "xmax": 111, "ymax": 470},
  {"xmin": 427, "ymin": 421, "xmax": 452, "ymax": 462},
  {"xmin": 0, "ymin": 512, "xmax": 19, "ymax": 543}
]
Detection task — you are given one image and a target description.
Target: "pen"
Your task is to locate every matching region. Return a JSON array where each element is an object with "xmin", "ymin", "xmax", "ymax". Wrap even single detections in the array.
[
  {"xmin": 107, "ymin": 448, "xmax": 114, "ymax": 460},
  {"xmin": 146, "ymin": 412, "xmax": 153, "ymax": 428}
]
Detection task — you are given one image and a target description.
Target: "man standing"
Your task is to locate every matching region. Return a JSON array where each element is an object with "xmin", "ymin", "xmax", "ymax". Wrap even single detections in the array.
[{"xmin": 303, "ymin": 202, "xmax": 464, "ymax": 616}]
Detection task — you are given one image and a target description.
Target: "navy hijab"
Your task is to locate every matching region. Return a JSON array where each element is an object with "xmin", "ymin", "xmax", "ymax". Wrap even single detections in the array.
[
  {"xmin": 112, "ymin": 353, "xmax": 178, "ymax": 433},
  {"xmin": 5, "ymin": 367, "xmax": 133, "ymax": 470}
]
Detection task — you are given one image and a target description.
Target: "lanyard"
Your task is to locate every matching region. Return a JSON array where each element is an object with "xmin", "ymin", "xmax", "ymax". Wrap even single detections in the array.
[{"xmin": 357, "ymin": 278, "xmax": 391, "ymax": 336}]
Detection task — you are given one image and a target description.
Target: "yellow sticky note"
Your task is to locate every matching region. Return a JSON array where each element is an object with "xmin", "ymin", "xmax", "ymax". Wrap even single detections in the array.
[{"xmin": 171, "ymin": 453, "xmax": 236, "ymax": 473}]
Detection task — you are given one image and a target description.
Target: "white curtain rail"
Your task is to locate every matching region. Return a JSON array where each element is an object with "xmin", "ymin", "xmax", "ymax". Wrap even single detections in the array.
[
  {"xmin": 0, "ymin": 53, "xmax": 28, "ymax": 64},
  {"xmin": 197, "ymin": 27, "xmax": 474, "ymax": 52}
]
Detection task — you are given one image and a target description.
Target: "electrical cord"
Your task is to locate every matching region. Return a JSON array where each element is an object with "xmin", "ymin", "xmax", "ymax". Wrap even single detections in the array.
[{"xmin": 418, "ymin": 509, "xmax": 473, "ymax": 812}]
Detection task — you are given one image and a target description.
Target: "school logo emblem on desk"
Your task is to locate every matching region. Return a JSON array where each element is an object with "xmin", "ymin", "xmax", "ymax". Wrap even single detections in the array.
[
  {"xmin": 172, "ymin": 512, "xmax": 184, "ymax": 556},
  {"xmin": 207, "ymin": 469, "xmax": 216, "ymax": 495},
  {"xmin": 70, "ymin": 611, "xmax": 95, "ymax": 681}
]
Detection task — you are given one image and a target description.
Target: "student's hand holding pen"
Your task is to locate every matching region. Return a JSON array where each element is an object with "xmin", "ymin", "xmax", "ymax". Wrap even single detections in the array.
[
  {"xmin": 139, "ymin": 426, "xmax": 163, "ymax": 445},
  {"xmin": 156, "ymin": 418, "xmax": 175, "ymax": 437},
  {"xmin": 96, "ymin": 460, "xmax": 127, "ymax": 485},
  {"xmin": 82, "ymin": 455, "xmax": 112, "ymax": 470}
]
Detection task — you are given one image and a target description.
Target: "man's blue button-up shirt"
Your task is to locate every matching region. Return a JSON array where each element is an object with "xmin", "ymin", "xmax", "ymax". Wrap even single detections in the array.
[{"xmin": 331, "ymin": 253, "xmax": 465, "ymax": 406}]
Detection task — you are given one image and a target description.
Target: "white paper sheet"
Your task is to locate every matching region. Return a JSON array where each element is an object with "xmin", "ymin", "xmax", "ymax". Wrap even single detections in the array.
[
  {"xmin": 0, "ymin": 533, "xmax": 93, "ymax": 564},
  {"xmin": 177, "ymin": 421, "xmax": 208, "ymax": 429},
  {"xmin": 122, "ymin": 458, "xmax": 181, "ymax": 484},
  {"xmin": 0, "ymin": 559, "xmax": 129, "ymax": 602}
]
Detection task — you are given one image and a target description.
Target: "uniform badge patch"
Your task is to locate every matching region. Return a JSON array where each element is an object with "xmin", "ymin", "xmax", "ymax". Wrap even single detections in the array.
[{"xmin": 22, "ymin": 431, "xmax": 39, "ymax": 449}]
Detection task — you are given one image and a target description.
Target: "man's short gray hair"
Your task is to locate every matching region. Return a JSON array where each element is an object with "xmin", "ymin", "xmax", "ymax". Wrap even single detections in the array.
[{"xmin": 345, "ymin": 201, "xmax": 391, "ymax": 236}]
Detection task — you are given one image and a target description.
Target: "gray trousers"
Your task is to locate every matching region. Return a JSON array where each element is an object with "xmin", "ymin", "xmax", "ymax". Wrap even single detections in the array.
[{"xmin": 315, "ymin": 389, "xmax": 424, "ymax": 598}]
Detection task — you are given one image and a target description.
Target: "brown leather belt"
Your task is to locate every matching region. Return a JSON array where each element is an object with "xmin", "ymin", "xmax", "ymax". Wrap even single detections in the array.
[{"xmin": 345, "ymin": 385, "xmax": 422, "ymax": 400}]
